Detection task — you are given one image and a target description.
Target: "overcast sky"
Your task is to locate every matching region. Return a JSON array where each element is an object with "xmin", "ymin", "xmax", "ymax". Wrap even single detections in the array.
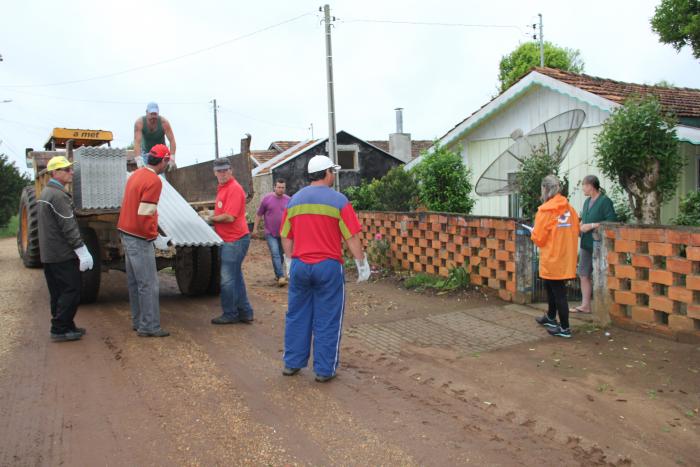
[{"xmin": 1, "ymin": 0, "xmax": 699, "ymax": 172}]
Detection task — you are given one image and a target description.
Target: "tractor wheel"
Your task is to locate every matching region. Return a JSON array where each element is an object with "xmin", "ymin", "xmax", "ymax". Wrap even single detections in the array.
[
  {"xmin": 17, "ymin": 186, "xmax": 41, "ymax": 268},
  {"xmin": 79, "ymin": 228, "xmax": 101, "ymax": 304},
  {"xmin": 207, "ymin": 245, "xmax": 221, "ymax": 295},
  {"xmin": 175, "ymin": 246, "xmax": 212, "ymax": 296}
]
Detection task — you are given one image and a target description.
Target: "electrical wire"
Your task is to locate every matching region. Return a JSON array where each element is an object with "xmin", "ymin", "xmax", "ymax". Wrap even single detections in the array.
[
  {"xmin": 217, "ymin": 105, "xmax": 307, "ymax": 130},
  {"xmin": 4, "ymin": 89, "xmax": 208, "ymax": 105},
  {"xmin": 0, "ymin": 11, "xmax": 315, "ymax": 88},
  {"xmin": 340, "ymin": 17, "xmax": 526, "ymax": 34}
]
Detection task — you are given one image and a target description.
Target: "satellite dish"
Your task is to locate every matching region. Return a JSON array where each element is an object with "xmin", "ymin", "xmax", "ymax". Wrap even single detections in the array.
[{"xmin": 474, "ymin": 109, "xmax": 586, "ymax": 197}]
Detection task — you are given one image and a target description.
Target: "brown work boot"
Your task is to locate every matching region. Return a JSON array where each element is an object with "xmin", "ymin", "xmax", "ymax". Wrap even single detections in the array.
[{"xmin": 277, "ymin": 277, "xmax": 288, "ymax": 287}]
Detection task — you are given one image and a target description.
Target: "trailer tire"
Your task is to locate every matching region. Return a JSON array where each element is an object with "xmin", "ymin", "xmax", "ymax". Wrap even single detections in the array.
[
  {"xmin": 79, "ymin": 228, "xmax": 101, "ymax": 304},
  {"xmin": 175, "ymin": 246, "xmax": 212, "ymax": 296},
  {"xmin": 207, "ymin": 245, "xmax": 221, "ymax": 295},
  {"xmin": 17, "ymin": 186, "xmax": 42, "ymax": 268}
]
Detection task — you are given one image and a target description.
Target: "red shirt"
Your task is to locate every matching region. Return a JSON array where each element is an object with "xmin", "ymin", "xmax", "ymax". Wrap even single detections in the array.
[
  {"xmin": 214, "ymin": 178, "xmax": 249, "ymax": 242},
  {"xmin": 280, "ymin": 185, "xmax": 361, "ymax": 264},
  {"xmin": 117, "ymin": 167, "xmax": 162, "ymax": 240}
]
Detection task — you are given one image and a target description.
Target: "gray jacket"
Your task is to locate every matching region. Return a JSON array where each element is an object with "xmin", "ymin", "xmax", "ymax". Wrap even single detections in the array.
[{"xmin": 38, "ymin": 180, "xmax": 84, "ymax": 263}]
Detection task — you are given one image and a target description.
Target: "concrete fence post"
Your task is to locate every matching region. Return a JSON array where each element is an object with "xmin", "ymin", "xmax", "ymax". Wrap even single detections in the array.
[
  {"xmin": 592, "ymin": 223, "xmax": 613, "ymax": 326},
  {"xmin": 514, "ymin": 226, "xmax": 533, "ymax": 304}
]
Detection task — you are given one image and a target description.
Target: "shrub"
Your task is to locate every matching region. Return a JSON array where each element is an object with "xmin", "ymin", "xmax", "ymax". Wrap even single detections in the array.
[
  {"xmin": 373, "ymin": 166, "xmax": 419, "ymax": 211},
  {"xmin": 673, "ymin": 190, "xmax": 700, "ymax": 226},
  {"xmin": 515, "ymin": 147, "xmax": 569, "ymax": 220},
  {"xmin": 345, "ymin": 179, "xmax": 380, "ymax": 211},
  {"xmin": 0, "ymin": 154, "xmax": 31, "ymax": 229}
]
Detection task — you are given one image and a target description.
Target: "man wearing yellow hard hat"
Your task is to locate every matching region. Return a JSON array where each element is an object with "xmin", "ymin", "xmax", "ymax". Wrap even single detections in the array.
[{"xmin": 37, "ymin": 155, "xmax": 94, "ymax": 342}]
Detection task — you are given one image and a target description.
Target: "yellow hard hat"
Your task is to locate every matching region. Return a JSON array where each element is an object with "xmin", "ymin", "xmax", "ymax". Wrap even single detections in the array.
[{"xmin": 47, "ymin": 156, "xmax": 73, "ymax": 171}]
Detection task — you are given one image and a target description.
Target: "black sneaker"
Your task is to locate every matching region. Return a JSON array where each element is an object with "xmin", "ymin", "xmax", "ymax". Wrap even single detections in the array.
[
  {"xmin": 211, "ymin": 316, "xmax": 240, "ymax": 325},
  {"xmin": 51, "ymin": 330, "xmax": 83, "ymax": 342},
  {"xmin": 536, "ymin": 315, "xmax": 559, "ymax": 328},
  {"xmin": 137, "ymin": 329, "xmax": 170, "ymax": 337},
  {"xmin": 315, "ymin": 374, "xmax": 336, "ymax": 383},
  {"xmin": 282, "ymin": 367, "xmax": 301, "ymax": 376},
  {"xmin": 239, "ymin": 317, "xmax": 254, "ymax": 325},
  {"xmin": 547, "ymin": 326, "xmax": 572, "ymax": 338},
  {"xmin": 72, "ymin": 327, "xmax": 87, "ymax": 336}
]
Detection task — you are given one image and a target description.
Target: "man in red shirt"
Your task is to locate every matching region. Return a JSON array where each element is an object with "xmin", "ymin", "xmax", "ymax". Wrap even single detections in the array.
[
  {"xmin": 207, "ymin": 157, "xmax": 254, "ymax": 325},
  {"xmin": 118, "ymin": 144, "xmax": 172, "ymax": 337},
  {"xmin": 280, "ymin": 155, "xmax": 371, "ymax": 382}
]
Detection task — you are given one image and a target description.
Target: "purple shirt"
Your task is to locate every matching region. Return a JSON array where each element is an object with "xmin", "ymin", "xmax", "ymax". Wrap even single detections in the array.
[{"xmin": 257, "ymin": 192, "xmax": 290, "ymax": 237}]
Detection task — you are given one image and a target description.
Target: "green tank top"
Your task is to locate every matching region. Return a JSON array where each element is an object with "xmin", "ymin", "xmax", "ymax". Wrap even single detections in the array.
[{"xmin": 141, "ymin": 116, "xmax": 165, "ymax": 153}]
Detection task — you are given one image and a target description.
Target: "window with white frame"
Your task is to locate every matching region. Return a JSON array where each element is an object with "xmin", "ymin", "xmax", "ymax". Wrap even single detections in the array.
[{"xmin": 337, "ymin": 144, "xmax": 359, "ymax": 171}]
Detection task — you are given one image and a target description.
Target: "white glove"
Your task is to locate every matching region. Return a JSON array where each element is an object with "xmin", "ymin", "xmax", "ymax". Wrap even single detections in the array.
[
  {"xmin": 284, "ymin": 256, "xmax": 292, "ymax": 277},
  {"xmin": 154, "ymin": 235, "xmax": 171, "ymax": 251},
  {"xmin": 74, "ymin": 245, "xmax": 94, "ymax": 272},
  {"xmin": 355, "ymin": 254, "xmax": 371, "ymax": 283},
  {"xmin": 167, "ymin": 159, "xmax": 177, "ymax": 171},
  {"xmin": 135, "ymin": 153, "xmax": 145, "ymax": 168}
]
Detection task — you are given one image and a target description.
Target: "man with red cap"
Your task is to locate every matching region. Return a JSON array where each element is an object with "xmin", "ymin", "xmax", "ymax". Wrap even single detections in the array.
[{"xmin": 118, "ymin": 144, "xmax": 172, "ymax": 337}]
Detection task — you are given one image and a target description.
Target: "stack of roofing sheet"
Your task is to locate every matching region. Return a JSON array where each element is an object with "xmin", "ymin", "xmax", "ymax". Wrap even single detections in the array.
[{"xmin": 73, "ymin": 147, "xmax": 127, "ymax": 210}]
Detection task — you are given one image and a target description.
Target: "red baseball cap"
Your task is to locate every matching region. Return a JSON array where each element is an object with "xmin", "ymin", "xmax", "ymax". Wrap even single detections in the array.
[{"xmin": 149, "ymin": 144, "xmax": 171, "ymax": 159}]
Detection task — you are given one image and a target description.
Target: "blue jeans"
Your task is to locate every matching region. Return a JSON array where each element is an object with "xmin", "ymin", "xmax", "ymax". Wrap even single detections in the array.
[
  {"xmin": 265, "ymin": 234, "xmax": 285, "ymax": 278},
  {"xmin": 220, "ymin": 235, "xmax": 254, "ymax": 320},
  {"xmin": 284, "ymin": 259, "xmax": 345, "ymax": 377}
]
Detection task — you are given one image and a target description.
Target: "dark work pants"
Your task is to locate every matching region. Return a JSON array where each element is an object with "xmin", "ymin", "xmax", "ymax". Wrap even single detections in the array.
[
  {"xmin": 544, "ymin": 279, "xmax": 570, "ymax": 329},
  {"xmin": 43, "ymin": 259, "xmax": 82, "ymax": 334}
]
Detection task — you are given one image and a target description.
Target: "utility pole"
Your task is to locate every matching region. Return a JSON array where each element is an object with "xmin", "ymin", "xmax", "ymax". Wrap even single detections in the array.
[
  {"xmin": 322, "ymin": 4, "xmax": 338, "ymax": 190},
  {"xmin": 309, "ymin": 122, "xmax": 314, "ymax": 139},
  {"xmin": 211, "ymin": 98, "xmax": 220, "ymax": 159},
  {"xmin": 538, "ymin": 13, "xmax": 544, "ymax": 67}
]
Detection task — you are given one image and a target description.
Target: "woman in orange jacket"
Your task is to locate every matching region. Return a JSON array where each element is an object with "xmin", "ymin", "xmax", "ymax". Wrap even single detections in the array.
[{"xmin": 529, "ymin": 175, "xmax": 580, "ymax": 338}]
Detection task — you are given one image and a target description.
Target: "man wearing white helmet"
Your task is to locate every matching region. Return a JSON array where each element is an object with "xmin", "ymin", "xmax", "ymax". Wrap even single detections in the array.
[
  {"xmin": 37, "ymin": 155, "xmax": 94, "ymax": 342},
  {"xmin": 280, "ymin": 154, "xmax": 371, "ymax": 383}
]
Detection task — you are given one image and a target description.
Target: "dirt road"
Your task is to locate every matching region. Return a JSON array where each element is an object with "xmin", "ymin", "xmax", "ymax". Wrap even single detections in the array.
[{"xmin": 1, "ymin": 237, "xmax": 698, "ymax": 466}]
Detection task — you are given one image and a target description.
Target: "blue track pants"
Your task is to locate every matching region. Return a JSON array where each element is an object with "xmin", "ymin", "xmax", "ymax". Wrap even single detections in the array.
[{"xmin": 284, "ymin": 258, "xmax": 345, "ymax": 377}]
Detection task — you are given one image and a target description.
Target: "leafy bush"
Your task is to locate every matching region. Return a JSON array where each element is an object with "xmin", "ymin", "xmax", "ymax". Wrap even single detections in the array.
[
  {"xmin": 609, "ymin": 184, "xmax": 633, "ymax": 224},
  {"xmin": 404, "ymin": 266, "xmax": 470, "ymax": 293},
  {"xmin": 345, "ymin": 166, "xmax": 419, "ymax": 212},
  {"xmin": 673, "ymin": 190, "xmax": 700, "ymax": 226},
  {"xmin": 498, "ymin": 41, "xmax": 584, "ymax": 92},
  {"xmin": 515, "ymin": 147, "xmax": 569, "ymax": 220},
  {"xmin": 412, "ymin": 142, "xmax": 475, "ymax": 214},
  {"xmin": 345, "ymin": 179, "xmax": 380, "ymax": 211},
  {"xmin": 0, "ymin": 154, "xmax": 31, "ymax": 229}
]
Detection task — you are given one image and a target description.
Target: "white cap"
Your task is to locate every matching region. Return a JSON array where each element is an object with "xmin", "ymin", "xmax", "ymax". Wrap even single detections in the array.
[{"xmin": 308, "ymin": 155, "xmax": 341, "ymax": 174}]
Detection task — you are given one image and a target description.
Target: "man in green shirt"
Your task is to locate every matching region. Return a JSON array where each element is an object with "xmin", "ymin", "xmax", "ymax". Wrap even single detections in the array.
[
  {"xmin": 133, "ymin": 102, "xmax": 177, "ymax": 169},
  {"xmin": 575, "ymin": 175, "xmax": 617, "ymax": 313}
]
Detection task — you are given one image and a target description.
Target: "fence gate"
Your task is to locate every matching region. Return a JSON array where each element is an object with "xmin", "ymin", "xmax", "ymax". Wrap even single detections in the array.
[{"xmin": 531, "ymin": 244, "xmax": 583, "ymax": 303}]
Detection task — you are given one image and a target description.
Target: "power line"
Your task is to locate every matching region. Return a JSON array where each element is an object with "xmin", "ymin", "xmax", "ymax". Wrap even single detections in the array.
[
  {"xmin": 341, "ymin": 17, "xmax": 526, "ymax": 34},
  {"xmin": 217, "ymin": 105, "xmax": 307, "ymax": 130},
  {"xmin": 5, "ymin": 89, "xmax": 208, "ymax": 105},
  {"xmin": 0, "ymin": 11, "xmax": 315, "ymax": 88}
]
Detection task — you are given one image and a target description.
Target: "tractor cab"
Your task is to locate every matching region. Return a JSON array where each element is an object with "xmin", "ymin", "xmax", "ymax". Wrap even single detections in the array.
[{"xmin": 26, "ymin": 128, "xmax": 113, "ymax": 170}]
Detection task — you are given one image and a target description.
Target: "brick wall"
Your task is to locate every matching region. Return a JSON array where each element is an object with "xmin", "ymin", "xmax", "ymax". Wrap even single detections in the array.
[
  {"xmin": 595, "ymin": 225, "xmax": 700, "ymax": 342},
  {"xmin": 357, "ymin": 212, "xmax": 519, "ymax": 302}
]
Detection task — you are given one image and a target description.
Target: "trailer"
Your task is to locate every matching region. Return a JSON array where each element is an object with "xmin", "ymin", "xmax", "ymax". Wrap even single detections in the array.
[{"xmin": 17, "ymin": 128, "xmax": 225, "ymax": 303}]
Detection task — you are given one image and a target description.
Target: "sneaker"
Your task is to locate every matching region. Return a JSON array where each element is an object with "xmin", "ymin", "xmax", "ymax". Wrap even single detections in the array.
[
  {"xmin": 536, "ymin": 315, "xmax": 559, "ymax": 328},
  {"xmin": 282, "ymin": 367, "xmax": 301, "ymax": 376},
  {"xmin": 72, "ymin": 327, "xmax": 87, "ymax": 336},
  {"xmin": 239, "ymin": 317, "xmax": 254, "ymax": 325},
  {"xmin": 277, "ymin": 277, "xmax": 288, "ymax": 287},
  {"xmin": 547, "ymin": 326, "xmax": 572, "ymax": 338},
  {"xmin": 51, "ymin": 330, "xmax": 83, "ymax": 342},
  {"xmin": 315, "ymin": 374, "xmax": 336, "ymax": 383},
  {"xmin": 137, "ymin": 329, "xmax": 170, "ymax": 337},
  {"xmin": 211, "ymin": 316, "xmax": 240, "ymax": 325}
]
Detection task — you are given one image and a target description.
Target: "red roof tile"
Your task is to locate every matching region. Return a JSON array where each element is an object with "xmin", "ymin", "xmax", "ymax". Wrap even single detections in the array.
[
  {"xmin": 257, "ymin": 140, "xmax": 319, "ymax": 175},
  {"xmin": 250, "ymin": 150, "xmax": 278, "ymax": 166},
  {"xmin": 268, "ymin": 141, "xmax": 299, "ymax": 152}
]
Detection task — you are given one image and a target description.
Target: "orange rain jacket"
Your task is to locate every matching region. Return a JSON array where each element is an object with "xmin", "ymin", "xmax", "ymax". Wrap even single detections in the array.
[{"xmin": 530, "ymin": 194, "xmax": 580, "ymax": 280}]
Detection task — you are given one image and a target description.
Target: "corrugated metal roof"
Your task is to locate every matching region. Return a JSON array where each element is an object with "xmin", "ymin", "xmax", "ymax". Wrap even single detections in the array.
[
  {"xmin": 73, "ymin": 147, "xmax": 127, "ymax": 209},
  {"xmin": 157, "ymin": 175, "xmax": 223, "ymax": 247}
]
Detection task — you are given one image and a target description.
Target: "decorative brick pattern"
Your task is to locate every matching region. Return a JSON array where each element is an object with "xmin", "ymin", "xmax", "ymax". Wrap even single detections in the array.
[
  {"xmin": 357, "ymin": 212, "xmax": 517, "ymax": 301},
  {"xmin": 604, "ymin": 226, "xmax": 700, "ymax": 341}
]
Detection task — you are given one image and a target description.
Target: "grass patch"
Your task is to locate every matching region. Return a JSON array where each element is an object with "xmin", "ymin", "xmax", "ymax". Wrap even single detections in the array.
[
  {"xmin": 0, "ymin": 215, "xmax": 18, "ymax": 239},
  {"xmin": 404, "ymin": 267, "xmax": 470, "ymax": 293}
]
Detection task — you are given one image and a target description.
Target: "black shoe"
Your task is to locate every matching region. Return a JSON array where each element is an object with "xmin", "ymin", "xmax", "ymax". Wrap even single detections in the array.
[
  {"xmin": 315, "ymin": 373, "xmax": 336, "ymax": 383},
  {"xmin": 547, "ymin": 326, "xmax": 572, "ymax": 338},
  {"xmin": 536, "ymin": 314, "xmax": 559, "ymax": 328},
  {"xmin": 211, "ymin": 316, "xmax": 240, "ymax": 325},
  {"xmin": 72, "ymin": 327, "xmax": 86, "ymax": 336},
  {"xmin": 239, "ymin": 317, "xmax": 254, "ymax": 324},
  {"xmin": 51, "ymin": 330, "xmax": 83, "ymax": 342},
  {"xmin": 137, "ymin": 329, "xmax": 170, "ymax": 337},
  {"xmin": 282, "ymin": 367, "xmax": 301, "ymax": 376}
]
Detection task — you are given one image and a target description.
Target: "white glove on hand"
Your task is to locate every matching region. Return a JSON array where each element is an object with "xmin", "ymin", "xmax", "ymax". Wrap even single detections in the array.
[
  {"xmin": 74, "ymin": 245, "xmax": 94, "ymax": 272},
  {"xmin": 284, "ymin": 256, "xmax": 292, "ymax": 277},
  {"xmin": 167, "ymin": 159, "xmax": 177, "ymax": 171},
  {"xmin": 135, "ymin": 153, "xmax": 145, "ymax": 168},
  {"xmin": 355, "ymin": 254, "xmax": 371, "ymax": 283},
  {"xmin": 154, "ymin": 235, "xmax": 171, "ymax": 251}
]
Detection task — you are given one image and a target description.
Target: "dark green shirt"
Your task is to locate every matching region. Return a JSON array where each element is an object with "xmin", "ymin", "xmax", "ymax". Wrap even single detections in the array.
[
  {"xmin": 580, "ymin": 193, "xmax": 617, "ymax": 251},
  {"xmin": 141, "ymin": 116, "xmax": 165, "ymax": 153}
]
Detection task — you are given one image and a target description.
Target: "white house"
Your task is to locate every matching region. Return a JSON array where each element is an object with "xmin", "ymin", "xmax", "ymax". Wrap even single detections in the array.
[{"xmin": 409, "ymin": 67, "xmax": 700, "ymax": 222}]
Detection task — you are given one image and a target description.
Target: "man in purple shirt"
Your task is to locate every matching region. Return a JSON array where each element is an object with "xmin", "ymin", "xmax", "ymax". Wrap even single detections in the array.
[{"xmin": 253, "ymin": 178, "xmax": 291, "ymax": 286}]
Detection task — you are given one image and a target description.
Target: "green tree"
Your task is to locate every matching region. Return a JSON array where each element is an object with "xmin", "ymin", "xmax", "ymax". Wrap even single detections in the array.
[
  {"xmin": 498, "ymin": 41, "xmax": 584, "ymax": 92},
  {"xmin": 651, "ymin": 0, "xmax": 700, "ymax": 59},
  {"xmin": 515, "ymin": 147, "xmax": 569, "ymax": 220},
  {"xmin": 0, "ymin": 154, "xmax": 31, "ymax": 229},
  {"xmin": 673, "ymin": 190, "xmax": 700, "ymax": 226},
  {"xmin": 344, "ymin": 179, "xmax": 380, "ymax": 211},
  {"xmin": 413, "ymin": 142, "xmax": 475, "ymax": 214},
  {"xmin": 595, "ymin": 95, "xmax": 683, "ymax": 224},
  {"xmin": 373, "ymin": 166, "xmax": 419, "ymax": 211}
]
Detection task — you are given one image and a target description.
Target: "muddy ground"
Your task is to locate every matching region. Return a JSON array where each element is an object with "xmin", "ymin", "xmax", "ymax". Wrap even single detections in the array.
[{"xmin": 0, "ymin": 237, "xmax": 698, "ymax": 466}]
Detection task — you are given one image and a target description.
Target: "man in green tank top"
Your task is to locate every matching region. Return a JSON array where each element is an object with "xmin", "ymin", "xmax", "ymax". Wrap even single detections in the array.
[{"xmin": 133, "ymin": 102, "xmax": 177, "ymax": 169}]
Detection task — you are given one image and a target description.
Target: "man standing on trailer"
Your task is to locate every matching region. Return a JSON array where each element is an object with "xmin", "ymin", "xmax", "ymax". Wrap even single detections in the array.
[
  {"xmin": 280, "ymin": 155, "xmax": 371, "ymax": 383},
  {"xmin": 118, "ymin": 144, "xmax": 172, "ymax": 337},
  {"xmin": 133, "ymin": 102, "xmax": 177, "ymax": 170},
  {"xmin": 38, "ymin": 155, "xmax": 94, "ymax": 342}
]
